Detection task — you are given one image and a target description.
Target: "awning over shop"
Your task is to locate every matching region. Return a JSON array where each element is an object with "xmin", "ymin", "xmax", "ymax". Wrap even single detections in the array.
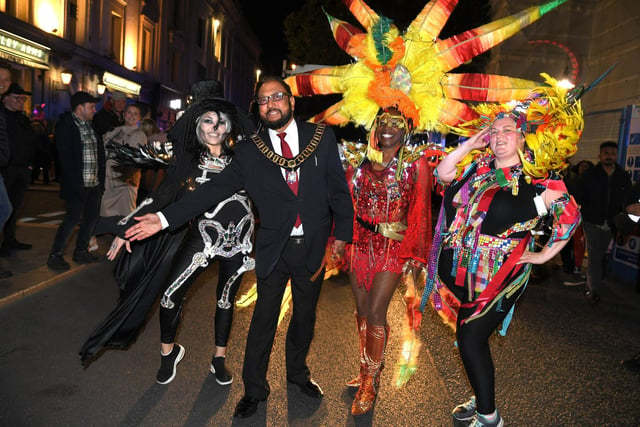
[
  {"xmin": 103, "ymin": 71, "xmax": 141, "ymax": 96},
  {"xmin": 0, "ymin": 29, "xmax": 50, "ymax": 69}
]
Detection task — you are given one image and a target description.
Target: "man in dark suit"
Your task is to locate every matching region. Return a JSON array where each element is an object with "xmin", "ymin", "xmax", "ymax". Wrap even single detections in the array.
[
  {"xmin": 47, "ymin": 91, "xmax": 106, "ymax": 271},
  {"xmin": 125, "ymin": 76, "xmax": 354, "ymax": 418}
]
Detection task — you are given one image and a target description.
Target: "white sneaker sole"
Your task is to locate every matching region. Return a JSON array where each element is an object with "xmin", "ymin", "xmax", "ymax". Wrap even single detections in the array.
[
  {"xmin": 209, "ymin": 363, "xmax": 233, "ymax": 385},
  {"xmin": 156, "ymin": 345, "xmax": 185, "ymax": 385}
]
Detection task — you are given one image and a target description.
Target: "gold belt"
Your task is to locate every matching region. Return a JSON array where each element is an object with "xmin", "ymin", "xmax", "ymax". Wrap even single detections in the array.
[{"xmin": 378, "ymin": 222, "xmax": 407, "ymax": 241}]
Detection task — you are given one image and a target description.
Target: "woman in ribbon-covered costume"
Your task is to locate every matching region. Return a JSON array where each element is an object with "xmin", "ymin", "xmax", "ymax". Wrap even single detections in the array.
[
  {"xmin": 420, "ymin": 74, "xmax": 583, "ymax": 426},
  {"xmin": 80, "ymin": 97, "xmax": 255, "ymax": 388}
]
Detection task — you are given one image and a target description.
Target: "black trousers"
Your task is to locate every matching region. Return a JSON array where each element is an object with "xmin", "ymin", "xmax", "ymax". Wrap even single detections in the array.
[
  {"xmin": 51, "ymin": 186, "xmax": 101, "ymax": 254},
  {"xmin": 242, "ymin": 237, "xmax": 324, "ymax": 399},
  {"xmin": 452, "ymin": 276, "xmax": 525, "ymax": 415},
  {"xmin": 2, "ymin": 166, "xmax": 30, "ymax": 244}
]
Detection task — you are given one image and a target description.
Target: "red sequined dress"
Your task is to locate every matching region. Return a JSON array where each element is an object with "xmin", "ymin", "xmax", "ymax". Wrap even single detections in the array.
[{"xmin": 346, "ymin": 156, "xmax": 432, "ymax": 290}]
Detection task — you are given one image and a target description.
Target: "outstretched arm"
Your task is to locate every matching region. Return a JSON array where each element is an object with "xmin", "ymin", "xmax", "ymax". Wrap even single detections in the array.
[
  {"xmin": 124, "ymin": 213, "xmax": 163, "ymax": 241},
  {"xmin": 106, "ymin": 236, "xmax": 132, "ymax": 260}
]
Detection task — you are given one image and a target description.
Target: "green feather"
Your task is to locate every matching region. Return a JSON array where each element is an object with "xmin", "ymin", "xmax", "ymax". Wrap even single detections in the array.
[
  {"xmin": 539, "ymin": 0, "xmax": 567, "ymax": 16},
  {"xmin": 372, "ymin": 15, "xmax": 394, "ymax": 65}
]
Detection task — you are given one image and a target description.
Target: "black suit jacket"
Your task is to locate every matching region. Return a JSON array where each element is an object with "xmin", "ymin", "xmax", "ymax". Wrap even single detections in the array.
[
  {"xmin": 162, "ymin": 119, "xmax": 354, "ymax": 278},
  {"xmin": 55, "ymin": 112, "xmax": 106, "ymax": 200}
]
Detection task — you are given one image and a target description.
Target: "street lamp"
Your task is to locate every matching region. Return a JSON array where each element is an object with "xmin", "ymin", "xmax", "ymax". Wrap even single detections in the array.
[
  {"xmin": 97, "ymin": 82, "xmax": 106, "ymax": 95},
  {"xmin": 60, "ymin": 70, "xmax": 72, "ymax": 85}
]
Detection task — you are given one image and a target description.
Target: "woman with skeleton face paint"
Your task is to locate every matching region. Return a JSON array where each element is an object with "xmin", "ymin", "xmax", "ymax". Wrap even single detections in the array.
[{"xmin": 80, "ymin": 99, "xmax": 255, "ymax": 388}]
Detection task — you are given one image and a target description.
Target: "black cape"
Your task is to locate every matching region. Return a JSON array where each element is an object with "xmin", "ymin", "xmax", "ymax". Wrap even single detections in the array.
[{"xmin": 79, "ymin": 98, "xmax": 252, "ymax": 364}]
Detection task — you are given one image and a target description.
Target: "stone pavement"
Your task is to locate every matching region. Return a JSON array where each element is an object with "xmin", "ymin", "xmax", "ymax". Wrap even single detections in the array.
[
  {"xmin": 0, "ymin": 181, "xmax": 115, "ymax": 307},
  {"xmin": 0, "ymin": 222, "xmax": 115, "ymax": 307}
]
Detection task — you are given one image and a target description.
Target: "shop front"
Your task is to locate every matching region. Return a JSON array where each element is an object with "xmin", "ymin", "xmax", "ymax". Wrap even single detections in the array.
[{"xmin": 0, "ymin": 28, "xmax": 51, "ymax": 119}]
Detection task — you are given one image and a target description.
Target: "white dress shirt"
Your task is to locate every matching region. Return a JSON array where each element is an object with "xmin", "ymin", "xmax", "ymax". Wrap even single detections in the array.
[{"xmin": 268, "ymin": 120, "xmax": 303, "ymax": 236}]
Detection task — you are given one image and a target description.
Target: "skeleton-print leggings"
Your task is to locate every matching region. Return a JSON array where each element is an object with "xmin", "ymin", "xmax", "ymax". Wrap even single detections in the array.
[{"xmin": 159, "ymin": 231, "xmax": 244, "ymax": 346}]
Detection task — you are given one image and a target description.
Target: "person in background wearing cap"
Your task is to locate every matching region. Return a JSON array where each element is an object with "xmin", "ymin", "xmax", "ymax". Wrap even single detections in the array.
[
  {"xmin": 93, "ymin": 91, "xmax": 126, "ymax": 138},
  {"xmin": 0, "ymin": 62, "xmax": 13, "ymax": 278},
  {"xmin": 0, "ymin": 82, "xmax": 36, "ymax": 254},
  {"xmin": 47, "ymin": 91, "xmax": 106, "ymax": 271}
]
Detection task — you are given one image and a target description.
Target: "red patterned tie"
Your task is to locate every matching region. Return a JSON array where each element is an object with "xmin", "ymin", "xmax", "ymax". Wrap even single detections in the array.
[{"xmin": 277, "ymin": 132, "xmax": 302, "ymax": 227}]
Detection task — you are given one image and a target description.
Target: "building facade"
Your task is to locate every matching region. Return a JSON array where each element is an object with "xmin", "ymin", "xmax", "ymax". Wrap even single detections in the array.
[
  {"xmin": 0, "ymin": 0, "xmax": 261, "ymax": 130},
  {"xmin": 486, "ymin": 0, "xmax": 640, "ymax": 163}
]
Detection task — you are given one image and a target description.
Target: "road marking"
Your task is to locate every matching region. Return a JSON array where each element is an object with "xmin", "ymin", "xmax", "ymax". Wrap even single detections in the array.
[
  {"xmin": 39, "ymin": 211, "xmax": 66, "ymax": 217},
  {"xmin": 18, "ymin": 211, "xmax": 66, "ymax": 225}
]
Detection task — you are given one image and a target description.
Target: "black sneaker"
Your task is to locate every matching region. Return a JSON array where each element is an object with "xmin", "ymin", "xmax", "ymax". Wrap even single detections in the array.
[
  {"xmin": 72, "ymin": 250, "xmax": 98, "ymax": 264},
  {"xmin": 210, "ymin": 356, "xmax": 233, "ymax": 385},
  {"xmin": 156, "ymin": 344, "xmax": 185, "ymax": 385},
  {"xmin": 2, "ymin": 240, "xmax": 32, "ymax": 250},
  {"xmin": 452, "ymin": 396, "xmax": 476, "ymax": 425},
  {"xmin": 47, "ymin": 253, "xmax": 70, "ymax": 271}
]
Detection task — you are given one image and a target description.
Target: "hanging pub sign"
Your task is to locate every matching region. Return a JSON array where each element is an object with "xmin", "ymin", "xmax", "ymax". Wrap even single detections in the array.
[
  {"xmin": 0, "ymin": 29, "xmax": 50, "ymax": 69},
  {"xmin": 102, "ymin": 71, "xmax": 141, "ymax": 96}
]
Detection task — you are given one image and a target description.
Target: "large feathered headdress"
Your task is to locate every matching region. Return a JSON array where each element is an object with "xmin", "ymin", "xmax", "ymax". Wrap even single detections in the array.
[
  {"xmin": 285, "ymin": 0, "xmax": 569, "ymax": 133},
  {"xmin": 452, "ymin": 73, "xmax": 585, "ymax": 179}
]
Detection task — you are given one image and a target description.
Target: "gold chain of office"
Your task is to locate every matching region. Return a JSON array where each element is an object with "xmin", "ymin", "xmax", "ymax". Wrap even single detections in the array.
[{"xmin": 251, "ymin": 124, "xmax": 325, "ymax": 170}]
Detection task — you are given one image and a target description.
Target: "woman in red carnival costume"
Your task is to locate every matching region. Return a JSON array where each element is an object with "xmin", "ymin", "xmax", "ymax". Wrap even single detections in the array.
[{"xmin": 344, "ymin": 106, "xmax": 433, "ymax": 415}]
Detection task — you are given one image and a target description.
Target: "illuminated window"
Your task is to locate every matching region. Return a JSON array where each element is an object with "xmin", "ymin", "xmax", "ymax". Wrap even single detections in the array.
[
  {"xmin": 140, "ymin": 16, "xmax": 156, "ymax": 73},
  {"xmin": 212, "ymin": 18, "xmax": 221, "ymax": 61},
  {"xmin": 140, "ymin": 28, "xmax": 150, "ymax": 72},
  {"xmin": 110, "ymin": 13, "xmax": 123, "ymax": 62},
  {"xmin": 66, "ymin": 0, "xmax": 77, "ymax": 42},
  {"xmin": 4, "ymin": 0, "xmax": 29, "ymax": 21}
]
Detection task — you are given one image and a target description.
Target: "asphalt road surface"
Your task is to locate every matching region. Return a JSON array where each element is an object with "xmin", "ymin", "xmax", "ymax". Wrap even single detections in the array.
[{"xmin": 1, "ymin": 258, "xmax": 639, "ymax": 426}]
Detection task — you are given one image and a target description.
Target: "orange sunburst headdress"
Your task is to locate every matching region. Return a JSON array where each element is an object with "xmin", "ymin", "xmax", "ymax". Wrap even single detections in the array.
[{"xmin": 285, "ymin": 0, "xmax": 569, "ymax": 134}]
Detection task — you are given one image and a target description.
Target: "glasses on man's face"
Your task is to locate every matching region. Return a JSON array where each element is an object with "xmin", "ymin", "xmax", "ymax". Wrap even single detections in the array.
[
  {"xmin": 9, "ymin": 95, "xmax": 26, "ymax": 102},
  {"xmin": 376, "ymin": 113, "xmax": 406, "ymax": 129},
  {"xmin": 255, "ymin": 91, "xmax": 289, "ymax": 106}
]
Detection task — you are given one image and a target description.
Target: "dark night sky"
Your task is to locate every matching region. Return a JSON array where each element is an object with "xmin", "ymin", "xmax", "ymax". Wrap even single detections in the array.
[
  {"xmin": 238, "ymin": 0, "xmax": 302, "ymax": 75},
  {"xmin": 238, "ymin": 1, "xmax": 492, "ymax": 76}
]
